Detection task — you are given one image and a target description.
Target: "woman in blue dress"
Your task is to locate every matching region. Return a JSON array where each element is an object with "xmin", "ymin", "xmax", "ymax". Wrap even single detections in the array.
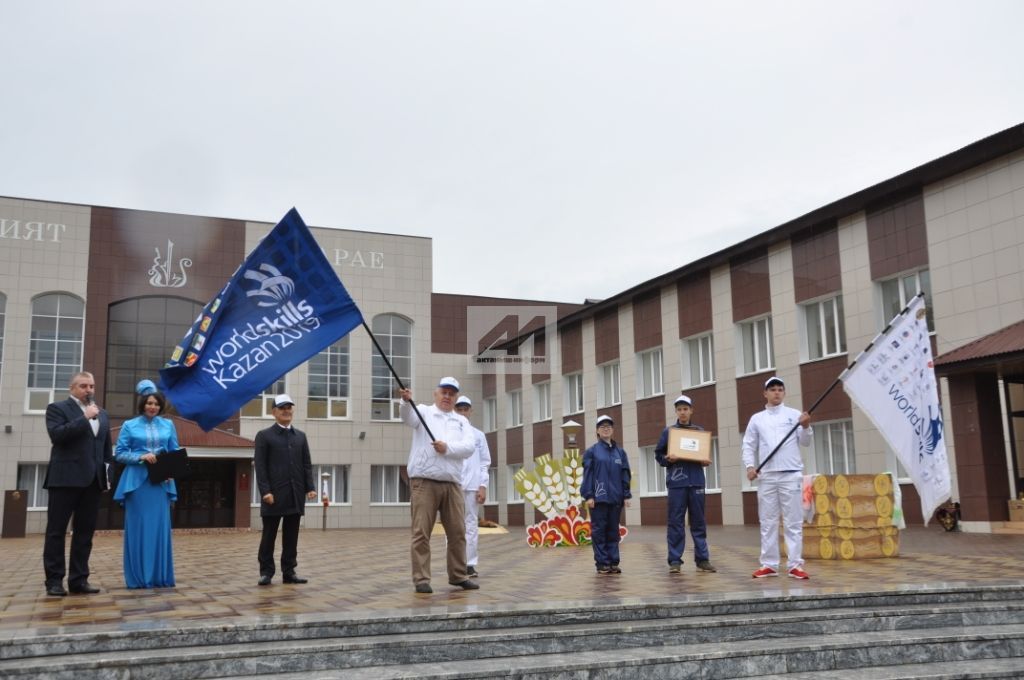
[{"xmin": 114, "ymin": 380, "xmax": 178, "ymax": 588}]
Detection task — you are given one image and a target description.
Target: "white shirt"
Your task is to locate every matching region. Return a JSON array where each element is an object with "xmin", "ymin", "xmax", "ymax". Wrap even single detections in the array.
[
  {"xmin": 460, "ymin": 427, "xmax": 492, "ymax": 491},
  {"xmin": 741, "ymin": 403, "xmax": 813, "ymax": 473},
  {"xmin": 401, "ymin": 401, "xmax": 476, "ymax": 483}
]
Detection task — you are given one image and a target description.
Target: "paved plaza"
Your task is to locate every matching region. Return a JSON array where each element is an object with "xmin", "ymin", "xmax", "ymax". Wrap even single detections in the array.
[{"xmin": 0, "ymin": 525, "xmax": 1022, "ymax": 633}]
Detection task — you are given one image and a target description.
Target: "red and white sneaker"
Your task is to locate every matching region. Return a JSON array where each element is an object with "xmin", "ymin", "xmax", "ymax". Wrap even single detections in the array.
[
  {"xmin": 788, "ymin": 567, "xmax": 810, "ymax": 580},
  {"xmin": 751, "ymin": 566, "xmax": 778, "ymax": 578}
]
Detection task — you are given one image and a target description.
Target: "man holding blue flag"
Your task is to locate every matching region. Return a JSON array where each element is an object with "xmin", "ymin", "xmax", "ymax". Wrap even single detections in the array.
[{"xmin": 160, "ymin": 209, "xmax": 364, "ymax": 431}]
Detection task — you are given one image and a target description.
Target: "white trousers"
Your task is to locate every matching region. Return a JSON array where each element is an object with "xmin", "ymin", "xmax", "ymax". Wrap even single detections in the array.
[
  {"xmin": 757, "ymin": 471, "xmax": 804, "ymax": 570},
  {"xmin": 463, "ymin": 490, "xmax": 480, "ymax": 567}
]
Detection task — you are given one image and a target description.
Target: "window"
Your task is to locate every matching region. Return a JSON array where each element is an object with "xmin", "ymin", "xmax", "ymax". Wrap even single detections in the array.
[
  {"xmin": 307, "ymin": 337, "xmax": 350, "ymax": 419},
  {"xmin": 27, "ymin": 293, "xmax": 84, "ymax": 412},
  {"xmin": 636, "ymin": 348, "xmax": 664, "ymax": 398},
  {"xmin": 706, "ymin": 438, "xmax": 721, "ymax": 492},
  {"xmin": 533, "ymin": 382, "xmax": 551, "ymax": 422},
  {"xmin": 507, "ymin": 390, "xmax": 523, "ymax": 427},
  {"xmin": 106, "ymin": 297, "xmax": 205, "ymax": 417},
  {"xmin": 0, "ymin": 293, "xmax": 6, "ymax": 385},
  {"xmin": 887, "ymin": 447, "xmax": 911, "ymax": 483},
  {"xmin": 738, "ymin": 316, "xmax": 774, "ymax": 374},
  {"xmin": 879, "ymin": 269, "xmax": 934, "ymax": 332},
  {"xmin": 682, "ymin": 334, "xmax": 715, "ymax": 387},
  {"xmin": 241, "ymin": 376, "xmax": 286, "ymax": 418},
  {"xmin": 486, "ymin": 467, "xmax": 498, "ymax": 504},
  {"xmin": 370, "ymin": 465, "xmax": 410, "ymax": 503},
  {"xmin": 483, "ymin": 397, "xmax": 497, "ymax": 432},
  {"xmin": 813, "ymin": 420, "xmax": 856, "ymax": 475},
  {"xmin": 803, "ymin": 296, "xmax": 846, "ymax": 361},
  {"xmin": 307, "ymin": 464, "xmax": 350, "ymax": 504},
  {"xmin": 598, "ymin": 362, "xmax": 621, "ymax": 407},
  {"xmin": 17, "ymin": 464, "xmax": 48, "ymax": 509},
  {"xmin": 370, "ymin": 314, "xmax": 412, "ymax": 421},
  {"xmin": 642, "ymin": 446, "xmax": 665, "ymax": 494},
  {"xmin": 508, "ymin": 464, "xmax": 523, "ymax": 501},
  {"xmin": 564, "ymin": 373, "xmax": 584, "ymax": 414}
]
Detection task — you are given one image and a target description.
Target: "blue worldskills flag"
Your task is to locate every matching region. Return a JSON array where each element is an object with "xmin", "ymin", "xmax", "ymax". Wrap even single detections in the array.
[{"xmin": 159, "ymin": 208, "xmax": 364, "ymax": 431}]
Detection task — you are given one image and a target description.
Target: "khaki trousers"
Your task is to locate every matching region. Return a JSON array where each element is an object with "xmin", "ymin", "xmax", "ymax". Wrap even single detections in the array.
[{"xmin": 410, "ymin": 477, "xmax": 467, "ymax": 585}]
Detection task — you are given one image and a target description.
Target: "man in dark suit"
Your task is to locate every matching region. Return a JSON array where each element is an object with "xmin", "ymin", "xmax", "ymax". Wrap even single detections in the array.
[
  {"xmin": 43, "ymin": 371, "xmax": 113, "ymax": 596},
  {"xmin": 254, "ymin": 394, "xmax": 317, "ymax": 586}
]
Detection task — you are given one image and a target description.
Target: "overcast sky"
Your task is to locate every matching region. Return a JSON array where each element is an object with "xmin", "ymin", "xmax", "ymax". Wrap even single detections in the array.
[{"xmin": 2, "ymin": 2, "xmax": 1023, "ymax": 303}]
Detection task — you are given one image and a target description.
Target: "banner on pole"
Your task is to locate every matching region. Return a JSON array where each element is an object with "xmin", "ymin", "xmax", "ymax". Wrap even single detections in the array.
[
  {"xmin": 840, "ymin": 294, "xmax": 950, "ymax": 523},
  {"xmin": 159, "ymin": 208, "xmax": 364, "ymax": 431}
]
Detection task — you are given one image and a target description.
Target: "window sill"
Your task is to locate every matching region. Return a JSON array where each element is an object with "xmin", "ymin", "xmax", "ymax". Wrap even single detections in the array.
[{"xmin": 799, "ymin": 352, "xmax": 848, "ymax": 366}]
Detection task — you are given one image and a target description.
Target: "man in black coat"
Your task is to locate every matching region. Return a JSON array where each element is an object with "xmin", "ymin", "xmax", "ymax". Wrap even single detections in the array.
[
  {"xmin": 43, "ymin": 371, "xmax": 113, "ymax": 596},
  {"xmin": 254, "ymin": 394, "xmax": 317, "ymax": 586}
]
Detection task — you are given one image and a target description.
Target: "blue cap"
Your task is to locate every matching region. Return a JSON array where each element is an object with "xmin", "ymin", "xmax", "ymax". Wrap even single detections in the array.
[{"xmin": 136, "ymin": 379, "xmax": 158, "ymax": 396}]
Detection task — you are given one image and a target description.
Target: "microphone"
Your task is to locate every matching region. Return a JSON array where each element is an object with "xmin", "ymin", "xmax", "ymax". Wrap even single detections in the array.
[{"xmin": 84, "ymin": 393, "xmax": 98, "ymax": 418}]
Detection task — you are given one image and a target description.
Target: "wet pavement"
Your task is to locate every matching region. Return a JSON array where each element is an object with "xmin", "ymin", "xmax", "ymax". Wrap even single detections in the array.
[{"xmin": 1, "ymin": 525, "xmax": 1022, "ymax": 632}]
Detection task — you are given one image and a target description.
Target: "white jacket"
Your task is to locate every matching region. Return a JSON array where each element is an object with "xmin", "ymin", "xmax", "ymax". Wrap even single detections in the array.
[
  {"xmin": 401, "ymin": 401, "xmax": 476, "ymax": 483},
  {"xmin": 741, "ymin": 403, "xmax": 813, "ymax": 473},
  {"xmin": 460, "ymin": 427, "xmax": 492, "ymax": 491}
]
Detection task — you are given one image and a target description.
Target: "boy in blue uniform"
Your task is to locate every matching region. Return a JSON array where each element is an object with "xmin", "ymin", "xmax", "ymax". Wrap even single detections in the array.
[
  {"xmin": 581, "ymin": 415, "xmax": 632, "ymax": 574},
  {"xmin": 654, "ymin": 395, "xmax": 717, "ymax": 574}
]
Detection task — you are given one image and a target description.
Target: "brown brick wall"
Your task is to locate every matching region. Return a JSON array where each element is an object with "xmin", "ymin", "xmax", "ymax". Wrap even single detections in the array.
[
  {"xmin": 594, "ymin": 307, "xmax": 620, "ymax": 365},
  {"xmin": 636, "ymin": 397, "xmax": 665, "ymax": 447},
  {"xmin": 533, "ymin": 421, "xmax": 553, "ymax": 457},
  {"xmin": 678, "ymin": 272, "xmax": 713, "ymax": 338},
  {"xmin": 790, "ymin": 222, "xmax": 841, "ymax": 303},
  {"xmin": 798, "ymin": 356, "xmax": 851, "ymax": 421},
  {"xmin": 505, "ymin": 426, "xmax": 523, "ymax": 466},
  {"xmin": 560, "ymin": 321, "xmax": 583, "ymax": 374},
  {"xmin": 730, "ymin": 250, "xmax": 771, "ymax": 322},
  {"xmin": 736, "ymin": 373, "xmax": 774, "ymax": 431},
  {"xmin": 866, "ymin": 192, "xmax": 929, "ymax": 281},
  {"xmin": 948, "ymin": 373, "xmax": 1010, "ymax": 522},
  {"xmin": 632, "ymin": 290, "xmax": 662, "ymax": 352}
]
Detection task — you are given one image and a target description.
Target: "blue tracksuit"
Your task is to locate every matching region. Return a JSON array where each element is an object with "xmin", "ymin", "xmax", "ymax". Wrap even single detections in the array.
[
  {"xmin": 654, "ymin": 422, "xmax": 709, "ymax": 565},
  {"xmin": 582, "ymin": 439, "xmax": 631, "ymax": 569}
]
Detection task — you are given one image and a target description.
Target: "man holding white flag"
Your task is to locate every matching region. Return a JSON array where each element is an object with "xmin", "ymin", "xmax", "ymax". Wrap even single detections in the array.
[{"xmin": 840, "ymin": 294, "xmax": 951, "ymax": 523}]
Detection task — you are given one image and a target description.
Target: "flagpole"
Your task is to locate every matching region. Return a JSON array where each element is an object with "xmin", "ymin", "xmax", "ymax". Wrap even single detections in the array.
[
  {"xmin": 755, "ymin": 292, "xmax": 925, "ymax": 473},
  {"xmin": 362, "ymin": 321, "xmax": 437, "ymax": 441}
]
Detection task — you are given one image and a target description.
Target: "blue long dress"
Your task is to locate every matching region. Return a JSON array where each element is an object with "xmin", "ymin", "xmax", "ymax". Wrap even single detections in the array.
[{"xmin": 114, "ymin": 416, "xmax": 178, "ymax": 588}]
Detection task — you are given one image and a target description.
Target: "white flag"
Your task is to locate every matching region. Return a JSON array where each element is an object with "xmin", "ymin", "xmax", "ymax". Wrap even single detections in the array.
[{"xmin": 840, "ymin": 295, "xmax": 951, "ymax": 524}]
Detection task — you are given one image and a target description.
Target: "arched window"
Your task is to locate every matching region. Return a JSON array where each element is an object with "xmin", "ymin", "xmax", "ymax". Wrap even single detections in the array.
[
  {"xmin": 27, "ymin": 293, "xmax": 84, "ymax": 411},
  {"xmin": 106, "ymin": 296, "xmax": 204, "ymax": 418},
  {"xmin": 307, "ymin": 337, "xmax": 350, "ymax": 419},
  {"xmin": 370, "ymin": 314, "xmax": 412, "ymax": 421},
  {"xmin": 0, "ymin": 292, "xmax": 6, "ymax": 391}
]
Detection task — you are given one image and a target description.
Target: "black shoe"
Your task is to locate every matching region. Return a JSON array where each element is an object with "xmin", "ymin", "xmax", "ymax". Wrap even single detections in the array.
[
  {"xmin": 467, "ymin": 565, "xmax": 479, "ymax": 578},
  {"xmin": 415, "ymin": 582, "xmax": 433, "ymax": 594},
  {"xmin": 696, "ymin": 560, "xmax": 718, "ymax": 573},
  {"xmin": 69, "ymin": 581, "xmax": 100, "ymax": 594},
  {"xmin": 46, "ymin": 582, "xmax": 67, "ymax": 597},
  {"xmin": 283, "ymin": 573, "xmax": 308, "ymax": 584},
  {"xmin": 451, "ymin": 580, "xmax": 480, "ymax": 590},
  {"xmin": 609, "ymin": 565, "xmax": 622, "ymax": 574},
  {"xmin": 257, "ymin": 574, "xmax": 272, "ymax": 586}
]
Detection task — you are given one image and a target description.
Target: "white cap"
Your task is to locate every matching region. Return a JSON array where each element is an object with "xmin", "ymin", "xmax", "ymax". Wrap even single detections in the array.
[
  {"xmin": 455, "ymin": 395, "xmax": 472, "ymax": 407},
  {"xmin": 764, "ymin": 376, "xmax": 785, "ymax": 389},
  {"xmin": 273, "ymin": 394, "xmax": 295, "ymax": 408},
  {"xmin": 596, "ymin": 415, "xmax": 614, "ymax": 427},
  {"xmin": 438, "ymin": 376, "xmax": 460, "ymax": 391},
  {"xmin": 674, "ymin": 395, "xmax": 692, "ymax": 407}
]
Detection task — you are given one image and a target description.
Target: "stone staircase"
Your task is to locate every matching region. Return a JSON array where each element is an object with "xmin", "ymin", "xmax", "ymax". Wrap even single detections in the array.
[{"xmin": 2, "ymin": 584, "xmax": 1023, "ymax": 679}]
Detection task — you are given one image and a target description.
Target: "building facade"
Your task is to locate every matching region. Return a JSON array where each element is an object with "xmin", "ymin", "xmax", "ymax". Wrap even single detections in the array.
[{"xmin": 2, "ymin": 123, "xmax": 1023, "ymax": 534}]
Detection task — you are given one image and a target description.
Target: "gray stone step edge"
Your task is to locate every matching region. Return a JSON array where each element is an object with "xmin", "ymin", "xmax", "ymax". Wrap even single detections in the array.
[
  {"xmin": 202, "ymin": 624, "xmax": 1024, "ymax": 680},
  {"xmin": 749, "ymin": 656, "xmax": 1024, "ymax": 680},
  {"xmin": 2, "ymin": 582, "xmax": 1022, "ymax": 661},
  {"xmin": 2, "ymin": 601, "xmax": 1024, "ymax": 677}
]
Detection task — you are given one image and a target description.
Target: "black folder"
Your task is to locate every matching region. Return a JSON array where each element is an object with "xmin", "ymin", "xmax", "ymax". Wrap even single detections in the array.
[{"xmin": 148, "ymin": 448, "xmax": 190, "ymax": 483}]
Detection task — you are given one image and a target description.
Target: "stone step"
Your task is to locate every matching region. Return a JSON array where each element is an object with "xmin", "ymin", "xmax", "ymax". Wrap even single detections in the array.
[
  {"xmin": 224, "ymin": 624, "xmax": 1024, "ymax": 679},
  {"xmin": 2, "ymin": 598, "xmax": 1023, "ymax": 679},
  {"xmin": 751, "ymin": 656, "xmax": 1024, "ymax": 679},
  {"xmin": 3, "ymin": 583, "xmax": 1022, "ymax": 661}
]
